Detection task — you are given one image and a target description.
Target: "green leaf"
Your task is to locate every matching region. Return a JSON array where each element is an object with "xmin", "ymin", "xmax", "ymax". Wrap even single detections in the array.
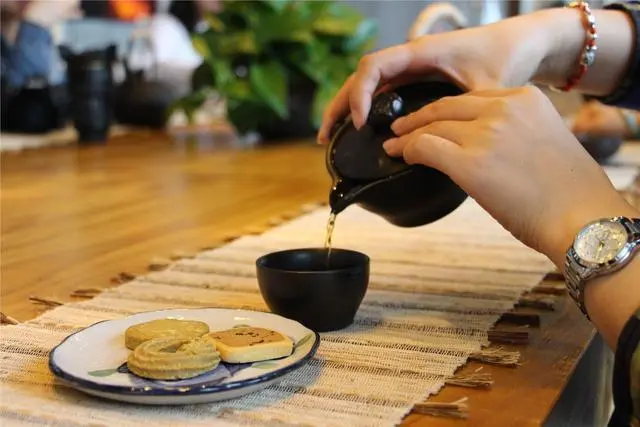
[
  {"xmin": 179, "ymin": 0, "xmax": 375, "ymax": 136},
  {"xmin": 251, "ymin": 361, "xmax": 280, "ymax": 369},
  {"xmin": 192, "ymin": 35, "xmax": 212, "ymax": 59},
  {"xmin": 227, "ymin": 101, "xmax": 273, "ymax": 134},
  {"xmin": 210, "ymin": 59, "xmax": 234, "ymax": 88},
  {"xmin": 253, "ymin": 7, "xmax": 313, "ymax": 45},
  {"xmin": 294, "ymin": 39, "xmax": 353, "ymax": 86},
  {"xmin": 261, "ymin": 0, "xmax": 291, "ymax": 13},
  {"xmin": 294, "ymin": 333, "xmax": 314, "ymax": 350},
  {"xmin": 191, "ymin": 62, "xmax": 215, "ymax": 91},
  {"xmin": 299, "ymin": 1, "xmax": 331, "ymax": 21},
  {"xmin": 88, "ymin": 368, "xmax": 118, "ymax": 377},
  {"xmin": 204, "ymin": 13, "xmax": 225, "ymax": 32},
  {"xmin": 167, "ymin": 89, "xmax": 209, "ymax": 123},
  {"xmin": 249, "ymin": 61, "xmax": 288, "ymax": 119},
  {"xmin": 312, "ymin": 3, "xmax": 364, "ymax": 37},
  {"xmin": 218, "ymin": 32, "xmax": 259, "ymax": 56},
  {"xmin": 218, "ymin": 2, "xmax": 271, "ymax": 29},
  {"xmin": 343, "ymin": 20, "xmax": 377, "ymax": 53},
  {"xmin": 226, "ymin": 79, "xmax": 254, "ymax": 101},
  {"xmin": 293, "ymin": 39, "xmax": 331, "ymax": 84}
]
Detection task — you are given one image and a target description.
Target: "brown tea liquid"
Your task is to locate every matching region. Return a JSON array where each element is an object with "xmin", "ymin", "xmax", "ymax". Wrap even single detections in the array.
[{"xmin": 324, "ymin": 212, "xmax": 337, "ymax": 266}]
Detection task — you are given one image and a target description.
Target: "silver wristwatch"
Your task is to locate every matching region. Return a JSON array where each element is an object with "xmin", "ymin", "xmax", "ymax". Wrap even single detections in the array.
[{"xmin": 565, "ymin": 216, "xmax": 640, "ymax": 317}]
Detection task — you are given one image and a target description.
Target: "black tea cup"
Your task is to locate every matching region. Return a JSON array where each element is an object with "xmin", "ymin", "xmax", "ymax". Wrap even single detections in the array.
[{"xmin": 256, "ymin": 248, "xmax": 369, "ymax": 332}]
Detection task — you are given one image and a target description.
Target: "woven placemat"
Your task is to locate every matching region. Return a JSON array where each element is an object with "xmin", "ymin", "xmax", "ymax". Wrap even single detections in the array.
[{"xmin": 1, "ymin": 167, "xmax": 638, "ymax": 427}]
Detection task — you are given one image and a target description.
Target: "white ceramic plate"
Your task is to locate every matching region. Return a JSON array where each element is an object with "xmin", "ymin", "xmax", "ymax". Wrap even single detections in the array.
[{"xmin": 49, "ymin": 308, "xmax": 319, "ymax": 405}]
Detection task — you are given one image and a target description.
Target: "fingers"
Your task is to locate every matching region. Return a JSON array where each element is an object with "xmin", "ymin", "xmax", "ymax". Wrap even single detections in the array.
[
  {"xmin": 460, "ymin": 87, "xmax": 524, "ymax": 98},
  {"xmin": 402, "ymin": 132, "xmax": 463, "ymax": 179},
  {"xmin": 391, "ymin": 95, "xmax": 486, "ymax": 135},
  {"xmin": 391, "ymin": 88, "xmax": 524, "ymax": 136},
  {"xmin": 317, "ymin": 75, "xmax": 355, "ymax": 145},
  {"xmin": 384, "ymin": 120, "xmax": 467, "ymax": 157},
  {"xmin": 348, "ymin": 44, "xmax": 417, "ymax": 129},
  {"xmin": 319, "ymin": 41, "xmax": 434, "ymax": 143},
  {"xmin": 317, "ymin": 72, "xmax": 439, "ymax": 145}
]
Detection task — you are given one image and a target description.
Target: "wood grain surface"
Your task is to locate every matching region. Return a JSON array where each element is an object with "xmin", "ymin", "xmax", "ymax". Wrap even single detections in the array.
[{"xmin": 0, "ymin": 131, "xmax": 598, "ymax": 426}]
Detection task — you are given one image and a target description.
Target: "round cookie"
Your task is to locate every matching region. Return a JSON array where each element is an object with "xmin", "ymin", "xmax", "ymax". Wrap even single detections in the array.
[
  {"xmin": 127, "ymin": 337, "xmax": 220, "ymax": 380},
  {"xmin": 124, "ymin": 319, "xmax": 210, "ymax": 350}
]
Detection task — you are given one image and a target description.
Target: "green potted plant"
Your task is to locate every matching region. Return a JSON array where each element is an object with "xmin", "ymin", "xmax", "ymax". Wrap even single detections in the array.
[{"xmin": 171, "ymin": 0, "xmax": 377, "ymax": 140}]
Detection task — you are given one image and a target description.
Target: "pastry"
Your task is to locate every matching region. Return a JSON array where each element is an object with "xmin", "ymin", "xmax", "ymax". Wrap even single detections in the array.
[
  {"xmin": 124, "ymin": 319, "xmax": 209, "ymax": 350},
  {"xmin": 206, "ymin": 327, "xmax": 293, "ymax": 363},
  {"xmin": 127, "ymin": 337, "xmax": 220, "ymax": 380}
]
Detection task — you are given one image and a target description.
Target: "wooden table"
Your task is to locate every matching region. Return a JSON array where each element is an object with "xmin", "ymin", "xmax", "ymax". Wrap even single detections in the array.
[{"xmin": 0, "ymin": 131, "xmax": 608, "ymax": 426}]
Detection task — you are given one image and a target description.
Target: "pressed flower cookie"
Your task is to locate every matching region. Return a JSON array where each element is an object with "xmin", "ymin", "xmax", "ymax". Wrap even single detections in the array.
[
  {"xmin": 127, "ymin": 337, "xmax": 220, "ymax": 380},
  {"xmin": 206, "ymin": 327, "xmax": 293, "ymax": 363},
  {"xmin": 124, "ymin": 319, "xmax": 210, "ymax": 350}
]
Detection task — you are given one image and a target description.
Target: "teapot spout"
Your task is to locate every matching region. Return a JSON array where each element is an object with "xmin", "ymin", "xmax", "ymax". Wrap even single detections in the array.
[
  {"xmin": 328, "ymin": 170, "xmax": 414, "ymax": 214},
  {"xmin": 329, "ymin": 180, "xmax": 365, "ymax": 214}
]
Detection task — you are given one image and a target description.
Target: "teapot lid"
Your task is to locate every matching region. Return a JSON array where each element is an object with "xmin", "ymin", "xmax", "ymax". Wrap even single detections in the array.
[{"xmin": 327, "ymin": 80, "xmax": 464, "ymax": 182}]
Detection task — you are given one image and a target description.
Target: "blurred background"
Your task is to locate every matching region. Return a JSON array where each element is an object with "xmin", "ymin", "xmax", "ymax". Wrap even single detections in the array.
[{"xmin": 2, "ymin": 0, "xmax": 626, "ymax": 160}]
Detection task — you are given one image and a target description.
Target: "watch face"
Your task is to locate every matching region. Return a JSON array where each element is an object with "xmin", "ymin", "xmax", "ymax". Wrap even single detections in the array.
[{"xmin": 574, "ymin": 220, "xmax": 629, "ymax": 264}]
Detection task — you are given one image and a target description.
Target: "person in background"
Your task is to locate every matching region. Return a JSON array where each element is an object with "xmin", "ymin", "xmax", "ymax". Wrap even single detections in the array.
[
  {"xmin": 146, "ymin": 0, "xmax": 222, "ymax": 66},
  {"xmin": 319, "ymin": 2, "xmax": 640, "ymax": 425},
  {"xmin": 169, "ymin": 0, "xmax": 221, "ymax": 34},
  {"xmin": 130, "ymin": 0, "xmax": 221, "ymax": 93},
  {"xmin": 573, "ymin": 100, "xmax": 640, "ymax": 139},
  {"xmin": 1, "ymin": 0, "xmax": 79, "ymax": 89}
]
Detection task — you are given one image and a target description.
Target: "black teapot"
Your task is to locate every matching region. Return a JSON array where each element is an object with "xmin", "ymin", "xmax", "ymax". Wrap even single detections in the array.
[{"xmin": 326, "ymin": 80, "xmax": 468, "ymax": 227}]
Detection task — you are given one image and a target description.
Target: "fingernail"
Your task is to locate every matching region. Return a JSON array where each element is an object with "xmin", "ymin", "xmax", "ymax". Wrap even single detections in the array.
[
  {"xmin": 353, "ymin": 115, "xmax": 364, "ymax": 130},
  {"xmin": 316, "ymin": 127, "xmax": 326, "ymax": 144},
  {"xmin": 391, "ymin": 118, "xmax": 404, "ymax": 134},
  {"xmin": 382, "ymin": 138, "xmax": 397, "ymax": 152}
]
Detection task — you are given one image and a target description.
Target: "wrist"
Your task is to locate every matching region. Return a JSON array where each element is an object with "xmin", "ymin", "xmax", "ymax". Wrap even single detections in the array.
[
  {"xmin": 583, "ymin": 255, "xmax": 640, "ymax": 349},
  {"xmin": 533, "ymin": 8, "xmax": 588, "ymax": 88},
  {"xmin": 546, "ymin": 196, "xmax": 638, "ymax": 271}
]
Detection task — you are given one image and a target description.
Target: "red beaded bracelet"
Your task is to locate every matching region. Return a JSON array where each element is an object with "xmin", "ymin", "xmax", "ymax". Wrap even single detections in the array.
[{"xmin": 551, "ymin": 1, "xmax": 598, "ymax": 92}]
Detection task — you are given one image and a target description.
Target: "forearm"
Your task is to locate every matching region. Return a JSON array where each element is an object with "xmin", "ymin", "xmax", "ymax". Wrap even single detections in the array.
[
  {"xmin": 534, "ymin": 7, "xmax": 634, "ymax": 97},
  {"xmin": 584, "ymin": 256, "xmax": 640, "ymax": 350}
]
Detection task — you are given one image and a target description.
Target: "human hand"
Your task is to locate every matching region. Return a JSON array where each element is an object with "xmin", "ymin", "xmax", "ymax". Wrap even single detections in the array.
[
  {"xmin": 383, "ymin": 86, "xmax": 636, "ymax": 267},
  {"xmin": 318, "ymin": 6, "xmax": 634, "ymax": 146},
  {"xmin": 317, "ymin": 11, "xmax": 554, "ymax": 144},
  {"xmin": 572, "ymin": 101, "xmax": 630, "ymax": 139}
]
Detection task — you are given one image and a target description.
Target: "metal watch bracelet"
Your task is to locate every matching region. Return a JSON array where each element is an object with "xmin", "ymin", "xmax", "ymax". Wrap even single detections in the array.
[{"xmin": 565, "ymin": 218, "xmax": 640, "ymax": 318}]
